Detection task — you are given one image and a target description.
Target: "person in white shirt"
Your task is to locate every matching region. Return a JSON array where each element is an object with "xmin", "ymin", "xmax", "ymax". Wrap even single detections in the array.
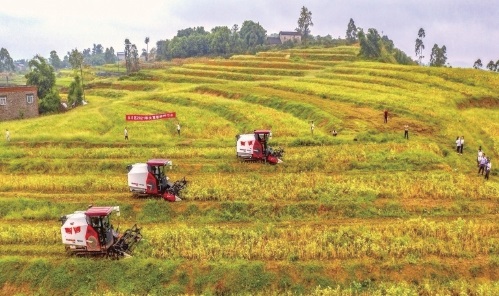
[
  {"xmin": 124, "ymin": 127, "xmax": 128, "ymax": 140},
  {"xmin": 455, "ymin": 136, "xmax": 461, "ymax": 153},
  {"xmin": 484, "ymin": 158, "xmax": 492, "ymax": 180},
  {"xmin": 176, "ymin": 123, "xmax": 181, "ymax": 136},
  {"xmin": 310, "ymin": 121, "xmax": 314, "ymax": 135}
]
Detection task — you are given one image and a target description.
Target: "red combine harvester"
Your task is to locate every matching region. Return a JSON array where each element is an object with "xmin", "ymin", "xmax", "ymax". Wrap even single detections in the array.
[
  {"xmin": 60, "ymin": 206, "xmax": 142, "ymax": 258},
  {"xmin": 127, "ymin": 159, "xmax": 187, "ymax": 202},
  {"xmin": 236, "ymin": 130, "xmax": 284, "ymax": 164}
]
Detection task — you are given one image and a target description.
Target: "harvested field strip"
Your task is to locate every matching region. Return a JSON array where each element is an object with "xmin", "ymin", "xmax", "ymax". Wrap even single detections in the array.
[
  {"xmin": 231, "ymin": 54, "xmax": 289, "ymax": 62},
  {"xmin": 182, "ymin": 64, "xmax": 306, "ymax": 76},
  {"xmin": 201, "ymin": 59, "xmax": 324, "ymax": 70},
  {"xmin": 1, "ymin": 194, "xmax": 497, "ymax": 224},
  {"xmin": 154, "ymin": 71, "xmax": 224, "ymax": 84},
  {"xmin": 287, "ymin": 46, "xmax": 360, "ymax": 54},
  {"xmin": 291, "ymin": 53, "xmax": 358, "ymax": 61},
  {"xmin": 168, "ymin": 67, "xmax": 277, "ymax": 81}
]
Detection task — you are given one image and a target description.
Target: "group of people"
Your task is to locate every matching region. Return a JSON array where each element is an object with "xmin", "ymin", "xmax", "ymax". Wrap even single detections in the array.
[
  {"xmin": 477, "ymin": 147, "xmax": 492, "ymax": 180},
  {"xmin": 455, "ymin": 136, "xmax": 465, "ymax": 154}
]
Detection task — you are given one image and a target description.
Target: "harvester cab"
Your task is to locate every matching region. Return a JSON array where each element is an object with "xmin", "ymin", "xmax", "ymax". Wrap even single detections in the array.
[
  {"xmin": 236, "ymin": 130, "xmax": 284, "ymax": 164},
  {"xmin": 127, "ymin": 159, "xmax": 187, "ymax": 202},
  {"xmin": 60, "ymin": 206, "xmax": 142, "ymax": 258}
]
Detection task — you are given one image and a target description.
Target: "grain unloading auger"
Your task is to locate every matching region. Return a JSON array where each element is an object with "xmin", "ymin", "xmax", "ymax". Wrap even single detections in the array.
[
  {"xmin": 127, "ymin": 159, "xmax": 187, "ymax": 202},
  {"xmin": 60, "ymin": 206, "xmax": 142, "ymax": 258}
]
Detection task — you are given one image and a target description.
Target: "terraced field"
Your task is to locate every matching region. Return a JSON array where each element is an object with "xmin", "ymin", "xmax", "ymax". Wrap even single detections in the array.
[{"xmin": 1, "ymin": 45, "xmax": 498, "ymax": 295}]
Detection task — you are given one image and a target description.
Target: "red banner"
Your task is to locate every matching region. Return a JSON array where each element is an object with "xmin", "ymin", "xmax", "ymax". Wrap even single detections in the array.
[{"xmin": 126, "ymin": 112, "xmax": 176, "ymax": 121}]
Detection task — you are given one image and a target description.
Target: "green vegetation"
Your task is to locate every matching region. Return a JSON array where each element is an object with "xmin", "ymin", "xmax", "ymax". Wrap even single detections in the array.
[{"xmin": 0, "ymin": 45, "xmax": 498, "ymax": 295}]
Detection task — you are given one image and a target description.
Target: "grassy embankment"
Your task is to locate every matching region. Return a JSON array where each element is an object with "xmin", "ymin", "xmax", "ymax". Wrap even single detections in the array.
[{"xmin": 0, "ymin": 45, "xmax": 498, "ymax": 295}]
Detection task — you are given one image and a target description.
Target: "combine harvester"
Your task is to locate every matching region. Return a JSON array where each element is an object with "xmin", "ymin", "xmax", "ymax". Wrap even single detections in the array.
[
  {"xmin": 127, "ymin": 159, "xmax": 187, "ymax": 202},
  {"xmin": 60, "ymin": 206, "xmax": 142, "ymax": 258},
  {"xmin": 236, "ymin": 130, "xmax": 284, "ymax": 164}
]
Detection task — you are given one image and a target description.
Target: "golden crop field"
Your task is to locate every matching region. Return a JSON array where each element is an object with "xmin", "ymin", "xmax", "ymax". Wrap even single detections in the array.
[{"xmin": 0, "ymin": 45, "xmax": 498, "ymax": 295}]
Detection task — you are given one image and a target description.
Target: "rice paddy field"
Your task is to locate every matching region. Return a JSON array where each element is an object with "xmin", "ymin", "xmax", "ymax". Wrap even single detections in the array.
[{"xmin": 1, "ymin": 45, "xmax": 499, "ymax": 295}]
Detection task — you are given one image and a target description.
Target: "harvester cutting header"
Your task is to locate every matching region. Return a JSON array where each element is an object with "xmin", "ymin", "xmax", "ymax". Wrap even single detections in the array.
[
  {"xmin": 236, "ymin": 130, "xmax": 284, "ymax": 164},
  {"xmin": 127, "ymin": 159, "xmax": 187, "ymax": 202}
]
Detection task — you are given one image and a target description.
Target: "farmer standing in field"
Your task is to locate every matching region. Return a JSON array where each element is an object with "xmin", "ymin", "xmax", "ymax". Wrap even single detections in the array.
[
  {"xmin": 310, "ymin": 121, "xmax": 314, "ymax": 135},
  {"xmin": 176, "ymin": 122, "xmax": 181, "ymax": 136},
  {"xmin": 455, "ymin": 136, "xmax": 461, "ymax": 153},
  {"xmin": 477, "ymin": 147, "xmax": 483, "ymax": 166},
  {"xmin": 124, "ymin": 127, "xmax": 128, "ymax": 140},
  {"xmin": 5, "ymin": 129, "xmax": 10, "ymax": 142},
  {"xmin": 478, "ymin": 153, "xmax": 487, "ymax": 175},
  {"xmin": 404, "ymin": 124, "xmax": 409, "ymax": 139},
  {"xmin": 384, "ymin": 109, "xmax": 388, "ymax": 123},
  {"xmin": 459, "ymin": 136, "xmax": 464, "ymax": 155},
  {"xmin": 484, "ymin": 158, "xmax": 491, "ymax": 180}
]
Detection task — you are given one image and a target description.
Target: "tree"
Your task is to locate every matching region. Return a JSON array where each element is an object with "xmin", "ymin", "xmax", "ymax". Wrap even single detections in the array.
[
  {"xmin": 124, "ymin": 39, "xmax": 132, "ymax": 73},
  {"xmin": 358, "ymin": 28, "xmax": 382, "ymax": 59},
  {"xmin": 429, "ymin": 44, "xmax": 447, "ymax": 67},
  {"xmin": 82, "ymin": 48, "xmax": 91, "ymax": 58},
  {"xmin": 415, "ymin": 28, "xmax": 425, "ymax": 65},
  {"xmin": 473, "ymin": 59, "xmax": 483, "ymax": 69},
  {"xmin": 296, "ymin": 6, "xmax": 313, "ymax": 43},
  {"xmin": 104, "ymin": 47, "xmax": 116, "ymax": 64},
  {"xmin": 68, "ymin": 49, "xmax": 85, "ymax": 101},
  {"xmin": 25, "ymin": 55, "xmax": 60, "ymax": 113},
  {"xmin": 486, "ymin": 60, "xmax": 496, "ymax": 71},
  {"xmin": 131, "ymin": 44, "xmax": 139, "ymax": 71},
  {"xmin": 0, "ymin": 48, "xmax": 15, "ymax": 72},
  {"xmin": 49, "ymin": 50, "xmax": 62, "ymax": 70},
  {"xmin": 92, "ymin": 44, "xmax": 104, "ymax": 55},
  {"xmin": 67, "ymin": 75, "xmax": 83, "ymax": 107},
  {"xmin": 39, "ymin": 89, "xmax": 61, "ymax": 114},
  {"xmin": 68, "ymin": 49, "xmax": 84, "ymax": 71},
  {"xmin": 144, "ymin": 37, "xmax": 150, "ymax": 61},
  {"xmin": 345, "ymin": 18, "xmax": 357, "ymax": 43},
  {"xmin": 124, "ymin": 40, "xmax": 139, "ymax": 73},
  {"xmin": 240, "ymin": 20, "xmax": 267, "ymax": 48},
  {"xmin": 210, "ymin": 26, "xmax": 231, "ymax": 55},
  {"xmin": 155, "ymin": 40, "xmax": 171, "ymax": 61}
]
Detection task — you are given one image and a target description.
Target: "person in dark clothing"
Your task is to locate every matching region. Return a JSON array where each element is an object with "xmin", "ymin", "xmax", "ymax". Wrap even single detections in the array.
[
  {"xmin": 384, "ymin": 110, "xmax": 388, "ymax": 123},
  {"xmin": 404, "ymin": 124, "xmax": 409, "ymax": 139}
]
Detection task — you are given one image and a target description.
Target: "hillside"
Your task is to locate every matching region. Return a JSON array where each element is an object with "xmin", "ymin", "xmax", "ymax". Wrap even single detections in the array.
[{"xmin": 0, "ymin": 45, "xmax": 498, "ymax": 295}]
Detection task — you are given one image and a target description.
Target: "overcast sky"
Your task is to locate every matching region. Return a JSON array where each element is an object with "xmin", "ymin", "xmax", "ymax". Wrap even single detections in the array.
[{"xmin": 1, "ymin": 0, "xmax": 497, "ymax": 68}]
